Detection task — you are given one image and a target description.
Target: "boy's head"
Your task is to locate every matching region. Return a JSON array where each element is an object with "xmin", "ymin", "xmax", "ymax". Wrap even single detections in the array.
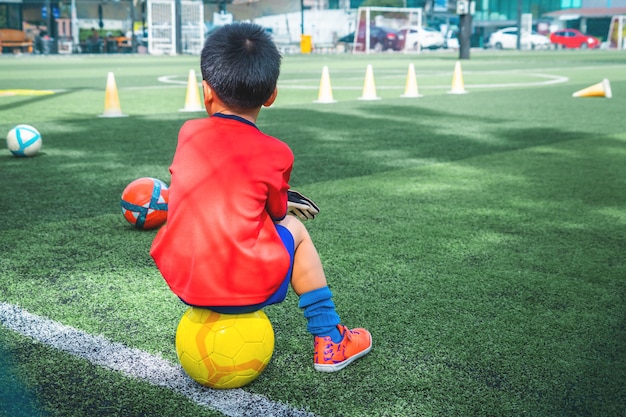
[{"xmin": 200, "ymin": 23, "xmax": 281, "ymax": 110}]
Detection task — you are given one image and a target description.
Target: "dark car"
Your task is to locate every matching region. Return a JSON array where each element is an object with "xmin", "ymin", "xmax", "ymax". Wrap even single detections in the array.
[
  {"xmin": 550, "ymin": 29, "xmax": 600, "ymax": 49},
  {"xmin": 338, "ymin": 26, "xmax": 400, "ymax": 52}
]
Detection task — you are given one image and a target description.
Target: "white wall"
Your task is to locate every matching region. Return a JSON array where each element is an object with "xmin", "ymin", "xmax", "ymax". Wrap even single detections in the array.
[{"xmin": 253, "ymin": 9, "xmax": 356, "ymax": 45}]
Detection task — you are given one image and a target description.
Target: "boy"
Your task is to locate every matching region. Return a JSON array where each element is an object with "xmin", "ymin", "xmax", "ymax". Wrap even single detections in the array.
[{"xmin": 150, "ymin": 23, "xmax": 371, "ymax": 372}]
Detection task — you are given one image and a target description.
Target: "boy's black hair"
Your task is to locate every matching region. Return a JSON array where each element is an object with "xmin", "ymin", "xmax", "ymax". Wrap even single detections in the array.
[{"xmin": 200, "ymin": 23, "xmax": 281, "ymax": 110}]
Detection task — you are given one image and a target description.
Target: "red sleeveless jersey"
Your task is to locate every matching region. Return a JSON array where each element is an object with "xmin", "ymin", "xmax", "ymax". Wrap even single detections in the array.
[{"xmin": 150, "ymin": 114, "xmax": 294, "ymax": 306}]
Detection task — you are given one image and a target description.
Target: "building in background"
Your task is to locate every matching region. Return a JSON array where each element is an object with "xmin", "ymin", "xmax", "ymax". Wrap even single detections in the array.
[
  {"xmin": 544, "ymin": 2, "xmax": 626, "ymax": 42},
  {"xmin": 220, "ymin": 0, "xmax": 626, "ymax": 46},
  {"xmin": 2, "ymin": 0, "xmax": 626, "ymax": 53}
]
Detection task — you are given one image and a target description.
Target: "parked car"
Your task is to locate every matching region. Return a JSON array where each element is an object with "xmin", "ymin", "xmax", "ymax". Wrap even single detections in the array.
[
  {"xmin": 338, "ymin": 26, "xmax": 400, "ymax": 52},
  {"xmin": 549, "ymin": 29, "xmax": 600, "ymax": 49},
  {"xmin": 487, "ymin": 27, "xmax": 551, "ymax": 49},
  {"xmin": 397, "ymin": 26, "xmax": 445, "ymax": 50},
  {"xmin": 526, "ymin": 30, "xmax": 551, "ymax": 48},
  {"xmin": 444, "ymin": 30, "xmax": 459, "ymax": 49}
]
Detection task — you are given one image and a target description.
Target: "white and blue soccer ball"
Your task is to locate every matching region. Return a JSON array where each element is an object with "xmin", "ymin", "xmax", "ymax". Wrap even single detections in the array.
[{"xmin": 6, "ymin": 124, "xmax": 42, "ymax": 157}]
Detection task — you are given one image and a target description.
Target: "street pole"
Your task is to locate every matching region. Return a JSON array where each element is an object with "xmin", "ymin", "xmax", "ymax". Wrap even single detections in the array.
[
  {"xmin": 300, "ymin": 0, "xmax": 304, "ymax": 36},
  {"xmin": 516, "ymin": 0, "xmax": 522, "ymax": 50},
  {"xmin": 458, "ymin": 0, "xmax": 473, "ymax": 60},
  {"xmin": 45, "ymin": 0, "xmax": 52, "ymax": 36},
  {"xmin": 175, "ymin": 0, "xmax": 182, "ymax": 54},
  {"xmin": 130, "ymin": 0, "xmax": 136, "ymax": 53},
  {"xmin": 71, "ymin": 0, "xmax": 78, "ymax": 52}
]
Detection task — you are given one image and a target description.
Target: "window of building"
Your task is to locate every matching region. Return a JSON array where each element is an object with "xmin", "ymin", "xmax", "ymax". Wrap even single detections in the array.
[
  {"xmin": 0, "ymin": 3, "xmax": 23, "ymax": 29},
  {"xmin": 560, "ymin": 0, "xmax": 582, "ymax": 8}
]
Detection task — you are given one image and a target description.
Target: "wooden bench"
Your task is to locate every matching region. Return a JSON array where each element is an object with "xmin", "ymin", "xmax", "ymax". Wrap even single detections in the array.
[{"xmin": 0, "ymin": 29, "xmax": 33, "ymax": 53}]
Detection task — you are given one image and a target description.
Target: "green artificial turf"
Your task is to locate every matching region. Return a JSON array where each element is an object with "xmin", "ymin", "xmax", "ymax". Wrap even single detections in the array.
[
  {"xmin": 0, "ymin": 327, "xmax": 222, "ymax": 417},
  {"xmin": 0, "ymin": 50, "xmax": 625, "ymax": 417}
]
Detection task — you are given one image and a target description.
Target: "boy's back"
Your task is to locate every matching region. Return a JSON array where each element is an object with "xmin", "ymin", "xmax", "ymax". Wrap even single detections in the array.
[{"xmin": 151, "ymin": 114, "xmax": 294, "ymax": 307}]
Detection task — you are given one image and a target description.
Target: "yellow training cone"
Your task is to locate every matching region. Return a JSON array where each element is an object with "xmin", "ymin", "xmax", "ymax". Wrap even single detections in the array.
[
  {"xmin": 100, "ymin": 72, "xmax": 127, "ymax": 118},
  {"xmin": 359, "ymin": 64, "xmax": 381, "ymax": 101},
  {"xmin": 314, "ymin": 66, "xmax": 337, "ymax": 103},
  {"xmin": 180, "ymin": 69, "xmax": 204, "ymax": 112},
  {"xmin": 401, "ymin": 63, "xmax": 423, "ymax": 98},
  {"xmin": 572, "ymin": 78, "xmax": 612, "ymax": 98},
  {"xmin": 448, "ymin": 61, "xmax": 468, "ymax": 95}
]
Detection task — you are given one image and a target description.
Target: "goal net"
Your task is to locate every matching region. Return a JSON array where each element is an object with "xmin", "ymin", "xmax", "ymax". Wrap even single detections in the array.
[
  {"xmin": 353, "ymin": 7, "xmax": 422, "ymax": 54},
  {"xmin": 147, "ymin": 0, "xmax": 204, "ymax": 55}
]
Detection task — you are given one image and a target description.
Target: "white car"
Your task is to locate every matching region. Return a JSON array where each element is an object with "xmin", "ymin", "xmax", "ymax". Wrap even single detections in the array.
[
  {"xmin": 488, "ymin": 27, "xmax": 550, "ymax": 50},
  {"xmin": 397, "ymin": 26, "xmax": 445, "ymax": 50},
  {"xmin": 444, "ymin": 30, "xmax": 459, "ymax": 49}
]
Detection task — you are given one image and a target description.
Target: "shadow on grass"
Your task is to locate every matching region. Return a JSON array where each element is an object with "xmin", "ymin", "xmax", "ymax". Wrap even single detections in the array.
[
  {"xmin": 0, "ymin": 101, "xmax": 624, "ymax": 417},
  {"xmin": 266, "ymin": 104, "xmax": 598, "ymax": 185},
  {"xmin": 0, "ymin": 88, "xmax": 89, "ymax": 113},
  {"xmin": 0, "ymin": 104, "xmax": 610, "ymax": 229}
]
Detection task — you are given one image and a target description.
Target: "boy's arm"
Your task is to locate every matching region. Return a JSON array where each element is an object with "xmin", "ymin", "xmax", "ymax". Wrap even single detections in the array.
[
  {"xmin": 287, "ymin": 190, "xmax": 319, "ymax": 220},
  {"xmin": 266, "ymin": 166, "xmax": 291, "ymax": 221}
]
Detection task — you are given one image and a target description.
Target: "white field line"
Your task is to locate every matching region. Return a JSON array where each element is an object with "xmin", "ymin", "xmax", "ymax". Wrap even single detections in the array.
[
  {"xmin": 151, "ymin": 72, "xmax": 568, "ymax": 91},
  {"xmin": 0, "ymin": 302, "xmax": 316, "ymax": 417},
  {"xmin": 277, "ymin": 72, "xmax": 569, "ymax": 90}
]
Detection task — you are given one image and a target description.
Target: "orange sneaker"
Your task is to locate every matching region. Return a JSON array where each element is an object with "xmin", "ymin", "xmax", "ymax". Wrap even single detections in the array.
[{"xmin": 313, "ymin": 324, "xmax": 372, "ymax": 372}]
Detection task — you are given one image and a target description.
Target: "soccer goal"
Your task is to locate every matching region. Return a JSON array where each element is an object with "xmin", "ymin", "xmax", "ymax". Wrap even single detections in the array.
[
  {"xmin": 146, "ymin": 0, "xmax": 204, "ymax": 55},
  {"xmin": 353, "ymin": 6, "xmax": 422, "ymax": 54},
  {"xmin": 608, "ymin": 15, "xmax": 626, "ymax": 49}
]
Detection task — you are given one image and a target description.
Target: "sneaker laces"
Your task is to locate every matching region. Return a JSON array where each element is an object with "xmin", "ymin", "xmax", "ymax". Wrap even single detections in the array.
[{"xmin": 338, "ymin": 325, "xmax": 352, "ymax": 342}]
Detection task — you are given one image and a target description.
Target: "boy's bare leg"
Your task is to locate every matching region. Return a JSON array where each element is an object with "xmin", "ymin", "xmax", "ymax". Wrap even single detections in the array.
[
  {"xmin": 277, "ymin": 215, "xmax": 327, "ymax": 295},
  {"xmin": 277, "ymin": 215, "xmax": 372, "ymax": 372}
]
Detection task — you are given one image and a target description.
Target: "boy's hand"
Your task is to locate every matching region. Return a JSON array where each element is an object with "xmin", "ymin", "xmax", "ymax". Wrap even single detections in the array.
[{"xmin": 287, "ymin": 190, "xmax": 319, "ymax": 220}]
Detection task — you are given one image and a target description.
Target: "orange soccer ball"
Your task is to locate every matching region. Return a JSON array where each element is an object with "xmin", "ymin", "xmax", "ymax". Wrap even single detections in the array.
[{"xmin": 120, "ymin": 177, "xmax": 169, "ymax": 229}]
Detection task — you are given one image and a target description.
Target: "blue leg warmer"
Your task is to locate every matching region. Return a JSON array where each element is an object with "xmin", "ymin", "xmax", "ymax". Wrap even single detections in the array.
[{"xmin": 298, "ymin": 286, "xmax": 342, "ymax": 343}]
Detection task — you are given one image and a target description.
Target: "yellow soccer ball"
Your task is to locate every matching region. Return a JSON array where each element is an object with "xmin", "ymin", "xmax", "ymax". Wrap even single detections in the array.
[{"xmin": 175, "ymin": 307, "xmax": 275, "ymax": 389}]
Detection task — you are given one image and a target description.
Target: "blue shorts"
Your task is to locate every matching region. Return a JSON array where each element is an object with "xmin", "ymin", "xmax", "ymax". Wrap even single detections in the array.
[{"xmin": 197, "ymin": 224, "xmax": 294, "ymax": 314}]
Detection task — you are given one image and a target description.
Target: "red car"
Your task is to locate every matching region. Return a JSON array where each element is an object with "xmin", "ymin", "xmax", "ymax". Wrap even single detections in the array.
[{"xmin": 550, "ymin": 29, "xmax": 600, "ymax": 49}]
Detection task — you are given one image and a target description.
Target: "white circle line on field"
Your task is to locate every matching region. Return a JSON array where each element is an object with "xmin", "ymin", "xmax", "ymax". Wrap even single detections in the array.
[
  {"xmin": 0, "ymin": 302, "xmax": 317, "ymax": 417},
  {"xmin": 277, "ymin": 72, "xmax": 569, "ymax": 90},
  {"xmin": 467, "ymin": 72, "xmax": 569, "ymax": 88},
  {"xmin": 152, "ymin": 70, "xmax": 569, "ymax": 90},
  {"xmin": 150, "ymin": 70, "xmax": 568, "ymax": 92},
  {"xmin": 158, "ymin": 74, "xmax": 193, "ymax": 85}
]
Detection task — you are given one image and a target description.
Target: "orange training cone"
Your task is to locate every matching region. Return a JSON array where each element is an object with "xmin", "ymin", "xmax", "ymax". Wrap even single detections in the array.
[
  {"xmin": 100, "ymin": 72, "xmax": 127, "ymax": 117},
  {"xmin": 314, "ymin": 66, "xmax": 337, "ymax": 103},
  {"xmin": 572, "ymin": 78, "xmax": 612, "ymax": 98},
  {"xmin": 180, "ymin": 69, "xmax": 204, "ymax": 112},
  {"xmin": 448, "ymin": 61, "xmax": 468, "ymax": 95},
  {"xmin": 359, "ymin": 64, "xmax": 380, "ymax": 101},
  {"xmin": 401, "ymin": 63, "xmax": 423, "ymax": 98}
]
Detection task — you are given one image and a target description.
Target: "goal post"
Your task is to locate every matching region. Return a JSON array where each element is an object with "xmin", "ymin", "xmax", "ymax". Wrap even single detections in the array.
[
  {"xmin": 147, "ymin": 0, "xmax": 204, "ymax": 55},
  {"xmin": 353, "ymin": 7, "xmax": 422, "ymax": 54},
  {"xmin": 608, "ymin": 15, "xmax": 626, "ymax": 50},
  {"xmin": 147, "ymin": 0, "xmax": 175, "ymax": 55}
]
